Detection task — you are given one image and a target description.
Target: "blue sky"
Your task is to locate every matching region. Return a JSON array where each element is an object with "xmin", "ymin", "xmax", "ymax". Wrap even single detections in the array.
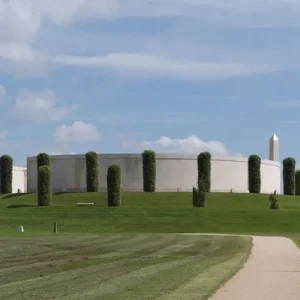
[{"xmin": 1, "ymin": 0, "xmax": 300, "ymax": 166}]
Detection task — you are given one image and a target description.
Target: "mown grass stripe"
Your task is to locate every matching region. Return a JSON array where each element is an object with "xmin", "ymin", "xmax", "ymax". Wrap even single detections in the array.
[{"xmin": 0, "ymin": 234, "xmax": 251, "ymax": 300}]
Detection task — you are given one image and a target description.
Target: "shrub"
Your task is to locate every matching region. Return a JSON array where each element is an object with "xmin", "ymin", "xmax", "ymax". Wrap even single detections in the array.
[
  {"xmin": 142, "ymin": 150, "xmax": 156, "ymax": 192},
  {"xmin": 37, "ymin": 165, "xmax": 52, "ymax": 206},
  {"xmin": 269, "ymin": 191, "xmax": 279, "ymax": 209},
  {"xmin": 107, "ymin": 165, "xmax": 121, "ymax": 207},
  {"xmin": 198, "ymin": 178, "xmax": 207, "ymax": 207},
  {"xmin": 85, "ymin": 151, "xmax": 99, "ymax": 192},
  {"xmin": 248, "ymin": 155, "xmax": 261, "ymax": 193},
  {"xmin": 192, "ymin": 187, "xmax": 199, "ymax": 207},
  {"xmin": 283, "ymin": 157, "xmax": 296, "ymax": 195},
  {"xmin": 37, "ymin": 153, "xmax": 50, "ymax": 169},
  {"xmin": 296, "ymin": 170, "xmax": 300, "ymax": 195},
  {"xmin": 193, "ymin": 179, "xmax": 207, "ymax": 207},
  {"xmin": 197, "ymin": 152, "xmax": 211, "ymax": 192},
  {"xmin": 0, "ymin": 155, "xmax": 13, "ymax": 194},
  {"xmin": 198, "ymin": 191, "xmax": 206, "ymax": 207}
]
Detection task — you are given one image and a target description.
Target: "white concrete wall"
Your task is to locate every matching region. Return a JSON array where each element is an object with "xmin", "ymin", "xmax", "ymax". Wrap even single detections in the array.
[
  {"xmin": 261, "ymin": 160, "xmax": 281, "ymax": 194},
  {"xmin": 26, "ymin": 154, "xmax": 281, "ymax": 194},
  {"xmin": 12, "ymin": 166, "xmax": 27, "ymax": 193},
  {"xmin": 211, "ymin": 157, "xmax": 248, "ymax": 192}
]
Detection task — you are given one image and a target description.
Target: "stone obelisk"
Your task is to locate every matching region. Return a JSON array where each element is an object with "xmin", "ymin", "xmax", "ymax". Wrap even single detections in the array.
[{"xmin": 269, "ymin": 134, "xmax": 279, "ymax": 162}]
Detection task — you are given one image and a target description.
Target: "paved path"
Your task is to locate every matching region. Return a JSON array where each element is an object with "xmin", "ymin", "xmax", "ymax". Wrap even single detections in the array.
[{"xmin": 210, "ymin": 236, "xmax": 300, "ymax": 300}]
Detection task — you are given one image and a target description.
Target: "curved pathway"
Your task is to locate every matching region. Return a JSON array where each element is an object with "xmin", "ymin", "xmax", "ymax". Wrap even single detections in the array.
[{"xmin": 210, "ymin": 236, "xmax": 300, "ymax": 300}]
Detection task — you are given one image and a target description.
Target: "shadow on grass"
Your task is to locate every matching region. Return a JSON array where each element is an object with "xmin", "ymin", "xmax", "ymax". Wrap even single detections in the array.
[
  {"xmin": 6, "ymin": 204, "xmax": 36, "ymax": 208},
  {"xmin": 2, "ymin": 193, "xmax": 33, "ymax": 199},
  {"xmin": 53, "ymin": 191, "xmax": 77, "ymax": 195}
]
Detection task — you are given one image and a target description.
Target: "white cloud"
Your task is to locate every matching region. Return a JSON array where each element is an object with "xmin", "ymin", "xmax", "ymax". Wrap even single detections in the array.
[
  {"xmin": 54, "ymin": 121, "xmax": 101, "ymax": 145},
  {"xmin": 0, "ymin": 0, "xmax": 298, "ymax": 47},
  {"xmin": 0, "ymin": 1, "xmax": 118, "ymax": 76},
  {"xmin": 150, "ymin": 0, "xmax": 289, "ymax": 11},
  {"xmin": 15, "ymin": 89, "xmax": 77, "ymax": 122},
  {"xmin": 53, "ymin": 53, "xmax": 275, "ymax": 81},
  {"xmin": 118, "ymin": 1, "xmax": 300, "ymax": 27},
  {"xmin": 0, "ymin": 43, "xmax": 46, "ymax": 63},
  {"xmin": 8, "ymin": 0, "xmax": 300, "ymax": 28},
  {"xmin": 43, "ymin": 0, "xmax": 293, "ymax": 28},
  {"xmin": 0, "ymin": 1, "xmax": 40, "ymax": 44},
  {"xmin": 174, "ymin": 0, "xmax": 300, "ymax": 12},
  {"xmin": 26, "ymin": 0, "xmax": 120, "ymax": 25},
  {"xmin": 0, "ymin": 2, "xmax": 47, "ymax": 76},
  {"xmin": 0, "ymin": 0, "xmax": 118, "ymax": 33},
  {"xmin": 0, "ymin": 45, "xmax": 48, "ymax": 77},
  {"xmin": 138, "ymin": 135, "xmax": 241, "ymax": 156},
  {"xmin": 0, "ymin": 0, "xmax": 295, "ymax": 78}
]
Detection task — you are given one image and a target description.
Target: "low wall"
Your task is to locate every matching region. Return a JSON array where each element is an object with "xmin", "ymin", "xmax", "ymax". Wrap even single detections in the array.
[{"xmin": 27, "ymin": 154, "xmax": 281, "ymax": 194}]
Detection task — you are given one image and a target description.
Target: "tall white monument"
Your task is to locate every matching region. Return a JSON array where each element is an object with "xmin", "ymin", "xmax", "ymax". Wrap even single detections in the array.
[{"xmin": 269, "ymin": 134, "xmax": 279, "ymax": 162}]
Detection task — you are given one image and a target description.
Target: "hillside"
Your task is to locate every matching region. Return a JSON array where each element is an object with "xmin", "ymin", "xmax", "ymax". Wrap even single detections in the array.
[{"xmin": 1, "ymin": 192, "xmax": 299, "ymax": 237}]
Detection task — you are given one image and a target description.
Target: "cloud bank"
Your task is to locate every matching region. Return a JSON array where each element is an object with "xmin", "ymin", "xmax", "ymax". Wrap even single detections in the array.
[{"xmin": 125, "ymin": 135, "xmax": 242, "ymax": 156}]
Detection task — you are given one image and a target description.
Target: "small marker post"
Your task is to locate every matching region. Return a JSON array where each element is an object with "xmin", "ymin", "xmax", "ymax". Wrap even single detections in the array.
[{"xmin": 53, "ymin": 222, "xmax": 57, "ymax": 233}]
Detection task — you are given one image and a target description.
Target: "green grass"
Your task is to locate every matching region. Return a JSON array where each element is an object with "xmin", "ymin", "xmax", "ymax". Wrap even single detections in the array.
[
  {"xmin": 0, "ymin": 234, "xmax": 252, "ymax": 300},
  {"xmin": 1, "ymin": 191, "xmax": 300, "ymax": 237},
  {"xmin": 2, "ymin": 191, "xmax": 300, "ymax": 299}
]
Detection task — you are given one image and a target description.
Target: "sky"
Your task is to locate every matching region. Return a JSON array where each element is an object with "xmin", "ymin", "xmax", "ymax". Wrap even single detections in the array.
[{"xmin": 1, "ymin": 0, "xmax": 300, "ymax": 167}]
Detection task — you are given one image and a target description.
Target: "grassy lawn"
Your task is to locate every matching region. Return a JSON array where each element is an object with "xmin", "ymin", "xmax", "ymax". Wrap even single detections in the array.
[
  {"xmin": 1, "ymin": 192, "xmax": 300, "ymax": 237},
  {"xmin": 0, "ymin": 234, "xmax": 251, "ymax": 300},
  {"xmin": 2, "ymin": 191, "xmax": 300, "ymax": 299}
]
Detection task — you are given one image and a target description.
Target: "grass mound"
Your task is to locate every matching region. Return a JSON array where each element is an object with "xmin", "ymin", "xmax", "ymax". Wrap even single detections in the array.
[{"xmin": 1, "ymin": 192, "xmax": 300, "ymax": 236}]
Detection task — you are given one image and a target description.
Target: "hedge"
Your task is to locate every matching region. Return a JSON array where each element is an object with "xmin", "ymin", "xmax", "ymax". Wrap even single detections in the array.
[
  {"xmin": 192, "ymin": 187, "xmax": 199, "ymax": 207},
  {"xmin": 197, "ymin": 152, "xmax": 211, "ymax": 192},
  {"xmin": 37, "ymin": 153, "xmax": 50, "ymax": 169},
  {"xmin": 85, "ymin": 151, "xmax": 99, "ymax": 192},
  {"xmin": 0, "ymin": 155, "xmax": 13, "ymax": 194},
  {"xmin": 37, "ymin": 165, "xmax": 52, "ymax": 206},
  {"xmin": 107, "ymin": 165, "xmax": 121, "ymax": 206},
  {"xmin": 248, "ymin": 155, "xmax": 261, "ymax": 193},
  {"xmin": 142, "ymin": 150, "xmax": 156, "ymax": 192},
  {"xmin": 283, "ymin": 157, "xmax": 296, "ymax": 195},
  {"xmin": 193, "ymin": 179, "xmax": 207, "ymax": 207},
  {"xmin": 269, "ymin": 191, "xmax": 279, "ymax": 209},
  {"xmin": 296, "ymin": 170, "xmax": 300, "ymax": 195}
]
